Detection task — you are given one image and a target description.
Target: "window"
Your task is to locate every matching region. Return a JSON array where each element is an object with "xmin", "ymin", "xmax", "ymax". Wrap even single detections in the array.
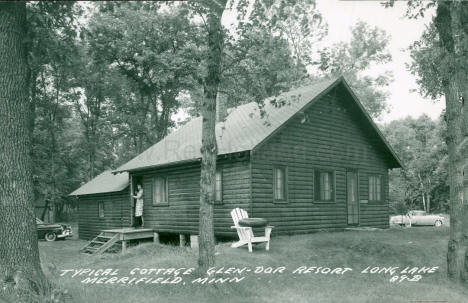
[
  {"xmin": 98, "ymin": 202, "xmax": 104, "ymax": 218},
  {"xmin": 315, "ymin": 170, "xmax": 335, "ymax": 202},
  {"xmin": 152, "ymin": 176, "xmax": 168, "ymax": 205},
  {"xmin": 215, "ymin": 169, "xmax": 222, "ymax": 203},
  {"xmin": 273, "ymin": 166, "xmax": 287, "ymax": 201},
  {"xmin": 369, "ymin": 175, "xmax": 382, "ymax": 201}
]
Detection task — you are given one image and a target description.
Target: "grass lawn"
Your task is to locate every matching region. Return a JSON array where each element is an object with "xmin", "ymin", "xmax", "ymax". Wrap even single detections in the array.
[{"xmin": 39, "ymin": 226, "xmax": 468, "ymax": 303}]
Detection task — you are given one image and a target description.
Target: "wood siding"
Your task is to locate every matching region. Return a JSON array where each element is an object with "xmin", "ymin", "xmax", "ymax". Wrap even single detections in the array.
[
  {"xmin": 77, "ymin": 190, "xmax": 131, "ymax": 240},
  {"xmin": 132, "ymin": 155, "xmax": 250, "ymax": 237},
  {"xmin": 251, "ymin": 85, "xmax": 392, "ymax": 235}
]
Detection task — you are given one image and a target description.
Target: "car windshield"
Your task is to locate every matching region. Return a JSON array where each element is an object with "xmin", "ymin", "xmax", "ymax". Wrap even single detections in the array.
[
  {"xmin": 36, "ymin": 218, "xmax": 44, "ymax": 224},
  {"xmin": 412, "ymin": 211, "xmax": 426, "ymax": 216}
]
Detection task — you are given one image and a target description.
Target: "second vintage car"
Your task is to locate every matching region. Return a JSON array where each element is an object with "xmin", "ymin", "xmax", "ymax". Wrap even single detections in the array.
[
  {"xmin": 36, "ymin": 218, "xmax": 73, "ymax": 241},
  {"xmin": 390, "ymin": 210, "xmax": 445, "ymax": 227}
]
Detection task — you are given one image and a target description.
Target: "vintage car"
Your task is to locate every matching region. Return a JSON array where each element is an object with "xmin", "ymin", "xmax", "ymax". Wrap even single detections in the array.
[
  {"xmin": 36, "ymin": 218, "xmax": 73, "ymax": 241},
  {"xmin": 407, "ymin": 210, "xmax": 445, "ymax": 227},
  {"xmin": 389, "ymin": 214, "xmax": 411, "ymax": 226},
  {"xmin": 390, "ymin": 210, "xmax": 445, "ymax": 227}
]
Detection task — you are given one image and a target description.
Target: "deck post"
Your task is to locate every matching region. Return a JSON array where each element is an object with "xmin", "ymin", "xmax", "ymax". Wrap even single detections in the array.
[
  {"xmin": 122, "ymin": 240, "xmax": 127, "ymax": 253},
  {"xmin": 190, "ymin": 235, "xmax": 198, "ymax": 249},
  {"xmin": 153, "ymin": 232, "xmax": 160, "ymax": 244},
  {"xmin": 179, "ymin": 234, "xmax": 186, "ymax": 247}
]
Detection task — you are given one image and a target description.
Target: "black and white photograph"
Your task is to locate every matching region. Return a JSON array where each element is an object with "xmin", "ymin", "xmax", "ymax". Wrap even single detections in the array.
[{"xmin": 1, "ymin": 0, "xmax": 468, "ymax": 302}]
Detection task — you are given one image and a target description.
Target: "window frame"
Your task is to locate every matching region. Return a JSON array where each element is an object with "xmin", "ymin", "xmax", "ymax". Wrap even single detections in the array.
[
  {"xmin": 273, "ymin": 166, "xmax": 288, "ymax": 203},
  {"xmin": 314, "ymin": 169, "xmax": 336, "ymax": 203},
  {"xmin": 98, "ymin": 201, "xmax": 104, "ymax": 218},
  {"xmin": 215, "ymin": 168, "xmax": 223, "ymax": 204},
  {"xmin": 152, "ymin": 176, "xmax": 169, "ymax": 206},
  {"xmin": 368, "ymin": 174, "xmax": 383, "ymax": 203}
]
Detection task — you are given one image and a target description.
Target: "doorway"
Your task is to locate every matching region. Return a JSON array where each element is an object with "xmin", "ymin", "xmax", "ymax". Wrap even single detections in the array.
[{"xmin": 347, "ymin": 170, "xmax": 359, "ymax": 225}]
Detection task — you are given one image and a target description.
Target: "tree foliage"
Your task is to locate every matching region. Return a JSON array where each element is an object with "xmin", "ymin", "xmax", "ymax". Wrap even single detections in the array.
[
  {"xmin": 85, "ymin": 2, "xmax": 203, "ymax": 153},
  {"xmin": 246, "ymin": 0, "xmax": 327, "ymax": 71},
  {"xmin": 383, "ymin": 115, "xmax": 449, "ymax": 214},
  {"xmin": 318, "ymin": 21, "xmax": 393, "ymax": 118},
  {"xmin": 407, "ymin": 23, "xmax": 445, "ymax": 100},
  {"xmin": 27, "ymin": 2, "xmax": 83, "ymax": 221}
]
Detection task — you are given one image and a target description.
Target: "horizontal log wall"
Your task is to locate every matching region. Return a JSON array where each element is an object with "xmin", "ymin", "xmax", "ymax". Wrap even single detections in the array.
[
  {"xmin": 133, "ymin": 155, "xmax": 250, "ymax": 237},
  {"xmin": 251, "ymin": 85, "xmax": 391, "ymax": 235},
  {"xmin": 77, "ymin": 190, "xmax": 131, "ymax": 240}
]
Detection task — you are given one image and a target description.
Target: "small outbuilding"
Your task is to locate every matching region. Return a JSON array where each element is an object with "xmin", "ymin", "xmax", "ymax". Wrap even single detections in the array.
[{"xmin": 69, "ymin": 171, "xmax": 131, "ymax": 240}]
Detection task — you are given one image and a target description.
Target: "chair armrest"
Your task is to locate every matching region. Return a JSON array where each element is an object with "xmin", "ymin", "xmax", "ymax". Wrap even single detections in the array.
[{"xmin": 264, "ymin": 226, "xmax": 273, "ymax": 239}]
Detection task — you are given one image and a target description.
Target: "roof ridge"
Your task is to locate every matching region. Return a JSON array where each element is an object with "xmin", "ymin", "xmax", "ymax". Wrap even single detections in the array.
[
  {"xmin": 114, "ymin": 77, "xmax": 338, "ymax": 173},
  {"xmin": 113, "ymin": 76, "xmax": 401, "ymax": 173}
]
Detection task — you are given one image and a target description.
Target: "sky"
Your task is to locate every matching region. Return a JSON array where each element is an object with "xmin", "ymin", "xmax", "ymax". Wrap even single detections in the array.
[{"xmin": 314, "ymin": 0, "xmax": 445, "ymax": 123}]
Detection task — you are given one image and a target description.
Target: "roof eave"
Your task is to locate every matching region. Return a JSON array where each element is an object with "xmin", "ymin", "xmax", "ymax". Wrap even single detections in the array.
[
  {"xmin": 69, "ymin": 185, "xmax": 130, "ymax": 197},
  {"xmin": 114, "ymin": 158, "xmax": 200, "ymax": 174},
  {"xmin": 113, "ymin": 150, "xmax": 252, "ymax": 174}
]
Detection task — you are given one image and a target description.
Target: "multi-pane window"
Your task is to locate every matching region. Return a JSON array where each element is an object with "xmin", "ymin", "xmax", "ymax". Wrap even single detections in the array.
[
  {"xmin": 98, "ymin": 202, "xmax": 104, "ymax": 218},
  {"xmin": 215, "ymin": 169, "xmax": 222, "ymax": 203},
  {"xmin": 273, "ymin": 167, "xmax": 287, "ymax": 201},
  {"xmin": 315, "ymin": 170, "xmax": 335, "ymax": 202},
  {"xmin": 369, "ymin": 175, "xmax": 382, "ymax": 201},
  {"xmin": 153, "ymin": 177, "xmax": 168, "ymax": 205}
]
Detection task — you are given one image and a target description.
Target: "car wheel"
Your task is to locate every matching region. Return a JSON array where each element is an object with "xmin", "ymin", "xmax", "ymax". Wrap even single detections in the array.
[
  {"xmin": 45, "ymin": 232, "xmax": 57, "ymax": 242},
  {"xmin": 434, "ymin": 220, "xmax": 443, "ymax": 227}
]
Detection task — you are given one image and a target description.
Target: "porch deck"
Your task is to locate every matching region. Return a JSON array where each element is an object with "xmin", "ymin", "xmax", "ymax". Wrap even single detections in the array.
[
  {"xmin": 102, "ymin": 228, "xmax": 156, "ymax": 253},
  {"xmin": 81, "ymin": 227, "xmax": 197, "ymax": 254},
  {"xmin": 101, "ymin": 227, "xmax": 155, "ymax": 240}
]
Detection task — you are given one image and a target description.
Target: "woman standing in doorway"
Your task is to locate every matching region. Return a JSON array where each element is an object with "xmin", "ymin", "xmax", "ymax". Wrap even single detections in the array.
[{"xmin": 133, "ymin": 184, "xmax": 144, "ymax": 228}]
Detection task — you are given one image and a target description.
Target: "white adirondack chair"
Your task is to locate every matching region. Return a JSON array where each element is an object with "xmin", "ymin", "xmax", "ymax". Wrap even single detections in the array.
[{"xmin": 230, "ymin": 208, "xmax": 273, "ymax": 253}]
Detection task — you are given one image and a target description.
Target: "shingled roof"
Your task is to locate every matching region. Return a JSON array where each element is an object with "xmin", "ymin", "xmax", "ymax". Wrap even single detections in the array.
[
  {"xmin": 69, "ymin": 170, "xmax": 129, "ymax": 196},
  {"xmin": 115, "ymin": 77, "xmax": 402, "ymax": 173}
]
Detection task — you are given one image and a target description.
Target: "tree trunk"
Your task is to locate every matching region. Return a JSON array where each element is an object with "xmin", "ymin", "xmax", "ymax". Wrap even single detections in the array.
[
  {"xmin": 198, "ymin": 0, "xmax": 227, "ymax": 272},
  {"xmin": 451, "ymin": 3, "xmax": 468, "ymax": 284},
  {"xmin": 444, "ymin": 82, "xmax": 466, "ymax": 281},
  {"xmin": 433, "ymin": 1, "xmax": 468, "ymax": 283},
  {"xmin": 0, "ymin": 2, "xmax": 48, "ymax": 296},
  {"xmin": 418, "ymin": 173, "xmax": 426, "ymax": 211},
  {"xmin": 29, "ymin": 70, "xmax": 38, "ymax": 138},
  {"xmin": 435, "ymin": 2, "xmax": 468, "ymax": 283},
  {"xmin": 427, "ymin": 194, "xmax": 430, "ymax": 213}
]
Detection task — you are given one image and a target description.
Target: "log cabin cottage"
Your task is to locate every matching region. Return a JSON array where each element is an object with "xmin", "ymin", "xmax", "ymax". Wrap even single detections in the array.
[{"xmin": 71, "ymin": 77, "xmax": 402, "ymax": 242}]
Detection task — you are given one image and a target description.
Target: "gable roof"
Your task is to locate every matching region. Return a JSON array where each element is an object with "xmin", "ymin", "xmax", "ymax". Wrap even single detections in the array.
[
  {"xmin": 69, "ymin": 170, "xmax": 129, "ymax": 196},
  {"xmin": 115, "ymin": 77, "xmax": 402, "ymax": 173}
]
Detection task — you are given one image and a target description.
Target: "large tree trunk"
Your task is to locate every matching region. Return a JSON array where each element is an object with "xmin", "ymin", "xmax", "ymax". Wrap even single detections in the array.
[
  {"xmin": 198, "ymin": 0, "xmax": 227, "ymax": 271},
  {"xmin": 451, "ymin": 2, "xmax": 468, "ymax": 284},
  {"xmin": 444, "ymin": 80, "xmax": 465, "ymax": 281},
  {"xmin": 0, "ymin": 2, "xmax": 48, "ymax": 296},
  {"xmin": 436, "ymin": 1, "xmax": 468, "ymax": 283}
]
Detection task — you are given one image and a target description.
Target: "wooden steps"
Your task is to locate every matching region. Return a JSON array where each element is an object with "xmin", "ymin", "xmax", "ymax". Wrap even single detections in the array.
[
  {"xmin": 81, "ymin": 228, "xmax": 156, "ymax": 255},
  {"xmin": 81, "ymin": 233, "xmax": 120, "ymax": 255}
]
